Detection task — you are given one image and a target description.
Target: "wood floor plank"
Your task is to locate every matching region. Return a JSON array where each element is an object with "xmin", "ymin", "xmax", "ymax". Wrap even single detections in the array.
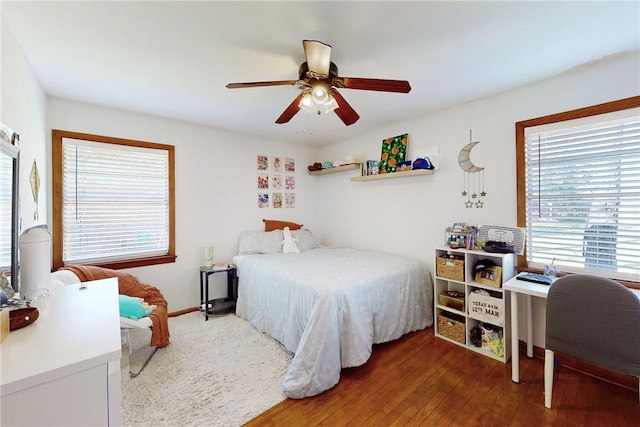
[{"xmin": 243, "ymin": 327, "xmax": 640, "ymax": 426}]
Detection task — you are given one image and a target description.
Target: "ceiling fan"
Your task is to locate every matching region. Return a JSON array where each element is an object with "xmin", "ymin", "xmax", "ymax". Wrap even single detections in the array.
[{"xmin": 226, "ymin": 40, "xmax": 411, "ymax": 126}]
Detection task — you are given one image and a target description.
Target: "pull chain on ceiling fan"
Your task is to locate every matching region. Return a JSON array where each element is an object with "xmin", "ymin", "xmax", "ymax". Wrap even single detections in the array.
[{"xmin": 226, "ymin": 40, "xmax": 411, "ymax": 126}]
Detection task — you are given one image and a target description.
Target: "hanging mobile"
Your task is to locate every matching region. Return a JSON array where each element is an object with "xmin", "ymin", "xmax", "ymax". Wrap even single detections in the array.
[{"xmin": 458, "ymin": 129, "xmax": 486, "ymax": 208}]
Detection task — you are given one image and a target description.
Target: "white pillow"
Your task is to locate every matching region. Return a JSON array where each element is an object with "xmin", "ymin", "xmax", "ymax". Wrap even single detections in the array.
[
  {"xmin": 50, "ymin": 270, "xmax": 81, "ymax": 287},
  {"xmin": 292, "ymin": 229, "xmax": 320, "ymax": 252},
  {"xmin": 238, "ymin": 230, "xmax": 284, "ymax": 255}
]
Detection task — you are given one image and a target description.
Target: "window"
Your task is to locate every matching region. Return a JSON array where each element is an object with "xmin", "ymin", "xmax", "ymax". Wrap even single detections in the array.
[
  {"xmin": 1, "ymin": 133, "xmax": 19, "ymax": 283},
  {"xmin": 0, "ymin": 147, "xmax": 13, "ymax": 270},
  {"xmin": 516, "ymin": 97, "xmax": 640, "ymax": 284},
  {"xmin": 52, "ymin": 130, "xmax": 175, "ymax": 270}
]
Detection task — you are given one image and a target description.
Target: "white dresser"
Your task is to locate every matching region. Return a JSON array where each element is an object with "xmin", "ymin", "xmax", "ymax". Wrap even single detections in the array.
[{"xmin": 1, "ymin": 278, "xmax": 122, "ymax": 426}]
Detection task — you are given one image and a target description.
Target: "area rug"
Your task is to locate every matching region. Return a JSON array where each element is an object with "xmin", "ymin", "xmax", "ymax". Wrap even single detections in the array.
[{"xmin": 121, "ymin": 312, "xmax": 293, "ymax": 426}]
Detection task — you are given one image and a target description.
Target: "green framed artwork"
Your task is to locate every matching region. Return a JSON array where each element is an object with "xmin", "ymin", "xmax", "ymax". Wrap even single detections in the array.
[{"xmin": 379, "ymin": 133, "xmax": 408, "ymax": 173}]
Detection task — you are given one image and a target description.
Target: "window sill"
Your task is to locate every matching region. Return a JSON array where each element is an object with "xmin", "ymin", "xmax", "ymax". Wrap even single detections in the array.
[{"xmin": 63, "ymin": 255, "xmax": 176, "ymax": 271}]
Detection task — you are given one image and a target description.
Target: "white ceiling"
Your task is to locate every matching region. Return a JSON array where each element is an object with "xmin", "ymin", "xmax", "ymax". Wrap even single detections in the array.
[{"xmin": 2, "ymin": 1, "xmax": 639, "ymax": 147}]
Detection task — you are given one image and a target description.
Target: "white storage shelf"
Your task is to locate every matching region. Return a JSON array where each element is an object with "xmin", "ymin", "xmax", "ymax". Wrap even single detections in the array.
[{"xmin": 434, "ymin": 247, "xmax": 515, "ymax": 363}]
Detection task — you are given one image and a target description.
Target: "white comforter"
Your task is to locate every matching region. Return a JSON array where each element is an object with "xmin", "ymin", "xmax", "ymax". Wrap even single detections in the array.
[{"xmin": 232, "ymin": 247, "xmax": 433, "ymax": 398}]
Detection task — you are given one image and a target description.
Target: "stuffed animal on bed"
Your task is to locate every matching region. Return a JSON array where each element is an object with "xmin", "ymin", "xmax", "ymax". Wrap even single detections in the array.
[{"xmin": 282, "ymin": 226, "xmax": 300, "ymax": 254}]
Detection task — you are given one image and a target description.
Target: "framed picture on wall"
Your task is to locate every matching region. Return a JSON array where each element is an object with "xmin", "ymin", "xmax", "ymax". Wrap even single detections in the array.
[
  {"xmin": 258, "ymin": 193, "xmax": 269, "ymax": 208},
  {"xmin": 272, "ymin": 175, "xmax": 282, "ymax": 189},
  {"xmin": 257, "ymin": 174, "xmax": 269, "ymax": 189},
  {"xmin": 285, "ymin": 193, "xmax": 296, "ymax": 208},
  {"xmin": 257, "ymin": 155, "xmax": 268, "ymax": 171},
  {"xmin": 285, "ymin": 176, "xmax": 295, "ymax": 190},
  {"xmin": 379, "ymin": 133, "xmax": 408, "ymax": 174},
  {"xmin": 285, "ymin": 157, "xmax": 295, "ymax": 172},
  {"xmin": 273, "ymin": 193, "xmax": 282, "ymax": 208},
  {"xmin": 272, "ymin": 156, "xmax": 283, "ymax": 172}
]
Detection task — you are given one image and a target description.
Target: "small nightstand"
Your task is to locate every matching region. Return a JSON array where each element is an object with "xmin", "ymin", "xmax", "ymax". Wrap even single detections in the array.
[{"xmin": 199, "ymin": 264, "xmax": 238, "ymax": 320}]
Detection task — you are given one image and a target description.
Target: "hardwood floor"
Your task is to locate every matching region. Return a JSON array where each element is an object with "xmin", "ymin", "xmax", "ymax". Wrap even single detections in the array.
[{"xmin": 244, "ymin": 327, "xmax": 639, "ymax": 426}]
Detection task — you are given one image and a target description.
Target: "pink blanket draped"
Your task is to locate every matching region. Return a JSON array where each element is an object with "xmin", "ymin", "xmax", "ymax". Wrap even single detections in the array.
[{"xmin": 61, "ymin": 265, "xmax": 170, "ymax": 348}]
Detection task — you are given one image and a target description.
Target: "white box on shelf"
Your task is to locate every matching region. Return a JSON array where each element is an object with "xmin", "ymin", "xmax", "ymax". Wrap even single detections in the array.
[{"xmin": 468, "ymin": 292, "xmax": 505, "ymax": 326}]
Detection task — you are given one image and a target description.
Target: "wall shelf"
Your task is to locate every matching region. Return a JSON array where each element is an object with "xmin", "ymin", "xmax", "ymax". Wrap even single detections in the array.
[
  {"xmin": 308, "ymin": 164, "xmax": 360, "ymax": 176},
  {"xmin": 350, "ymin": 169, "xmax": 434, "ymax": 181}
]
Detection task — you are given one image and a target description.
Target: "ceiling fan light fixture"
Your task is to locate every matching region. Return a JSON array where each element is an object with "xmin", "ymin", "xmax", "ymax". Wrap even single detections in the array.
[
  {"xmin": 299, "ymin": 92, "xmax": 315, "ymax": 113},
  {"xmin": 311, "ymin": 85, "xmax": 329, "ymax": 104},
  {"xmin": 299, "ymin": 87, "xmax": 338, "ymax": 115},
  {"xmin": 322, "ymin": 95, "xmax": 339, "ymax": 114},
  {"xmin": 227, "ymin": 39, "xmax": 410, "ymax": 126}
]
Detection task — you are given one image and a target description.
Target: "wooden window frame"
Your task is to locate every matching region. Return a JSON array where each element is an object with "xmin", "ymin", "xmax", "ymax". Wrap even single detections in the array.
[
  {"xmin": 515, "ymin": 96, "xmax": 640, "ymax": 287},
  {"xmin": 52, "ymin": 129, "xmax": 176, "ymax": 270}
]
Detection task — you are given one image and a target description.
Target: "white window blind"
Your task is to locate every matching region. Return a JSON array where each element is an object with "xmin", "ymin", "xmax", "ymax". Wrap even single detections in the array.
[
  {"xmin": 524, "ymin": 114, "xmax": 640, "ymax": 281},
  {"xmin": 0, "ymin": 152, "xmax": 12, "ymax": 270},
  {"xmin": 62, "ymin": 138, "xmax": 169, "ymax": 265}
]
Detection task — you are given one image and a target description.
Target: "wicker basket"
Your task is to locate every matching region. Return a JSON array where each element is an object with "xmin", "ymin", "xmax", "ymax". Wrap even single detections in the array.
[
  {"xmin": 438, "ymin": 312, "xmax": 466, "ymax": 344},
  {"xmin": 438, "ymin": 291, "xmax": 465, "ymax": 311},
  {"xmin": 436, "ymin": 256, "xmax": 465, "ymax": 282}
]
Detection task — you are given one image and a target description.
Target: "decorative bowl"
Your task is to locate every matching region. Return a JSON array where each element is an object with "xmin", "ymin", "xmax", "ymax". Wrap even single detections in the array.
[
  {"xmin": 9, "ymin": 307, "xmax": 39, "ymax": 331},
  {"xmin": 24, "ymin": 288, "xmax": 49, "ymax": 308}
]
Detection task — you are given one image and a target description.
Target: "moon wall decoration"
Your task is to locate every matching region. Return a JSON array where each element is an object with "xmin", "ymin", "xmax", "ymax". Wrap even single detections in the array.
[
  {"xmin": 458, "ymin": 130, "xmax": 486, "ymax": 208},
  {"xmin": 457, "ymin": 141, "xmax": 485, "ymax": 172}
]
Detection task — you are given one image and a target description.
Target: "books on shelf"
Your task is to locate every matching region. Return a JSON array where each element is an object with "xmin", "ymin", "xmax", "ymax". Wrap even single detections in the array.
[{"xmin": 360, "ymin": 160, "xmax": 379, "ymax": 176}]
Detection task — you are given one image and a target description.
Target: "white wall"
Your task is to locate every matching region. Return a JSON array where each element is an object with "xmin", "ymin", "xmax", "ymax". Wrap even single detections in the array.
[
  {"xmin": 46, "ymin": 99, "xmax": 319, "ymax": 311},
  {"xmin": 1, "ymin": 22, "xmax": 48, "ymax": 233},
  {"xmin": 316, "ymin": 51, "xmax": 640, "ymax": 347}
]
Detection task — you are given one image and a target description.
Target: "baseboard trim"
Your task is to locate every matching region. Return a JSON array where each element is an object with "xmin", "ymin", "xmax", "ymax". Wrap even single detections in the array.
[
  {"xmin": 519, "ymin": 340, "xmax": 637, "ymax": 392},
  {"xmin": 168, "ymin": 307, "xmax": 199, "ymax": 317}
]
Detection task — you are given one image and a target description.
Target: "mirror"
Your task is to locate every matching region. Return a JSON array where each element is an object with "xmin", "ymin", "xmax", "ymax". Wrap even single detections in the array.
[{"xmin": 1, "ymin": 124, "xmax": 20, "ymax": 292}]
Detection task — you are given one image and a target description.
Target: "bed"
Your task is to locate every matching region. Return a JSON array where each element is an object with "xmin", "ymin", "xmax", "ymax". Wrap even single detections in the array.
[{"xmin": 232, "ymin": 228, "xmax": 433, "ymax": 398}]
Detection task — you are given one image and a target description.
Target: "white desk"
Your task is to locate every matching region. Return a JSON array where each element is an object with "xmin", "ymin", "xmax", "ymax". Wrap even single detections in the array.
[
  {"xmin": 503, "ymin": 274, "xmax": 553, "ymax": 383},
  {"xmin": 1, "ymin": 278, "xmax": 122, "ymax": 426}
]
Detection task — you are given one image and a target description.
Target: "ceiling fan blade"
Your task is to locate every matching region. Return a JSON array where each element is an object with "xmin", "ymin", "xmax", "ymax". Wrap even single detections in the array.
[
  {"xmin": 330, "ymin": 89, "xmax": 360, "ymax": 126},
  {"xmin": 303, "ymin": 40, "xmax": 331, "ymax": 76},
  {"xmin": 275, "ymin": 92, "xmax": 305, "ymax": 124},
  {"xmin": 226, "ymin": 80, "xmax": 298, "ymax": 89},
  {"xmin": 338, "ymin": 77, "xmax": 411, "ymax": 93}
]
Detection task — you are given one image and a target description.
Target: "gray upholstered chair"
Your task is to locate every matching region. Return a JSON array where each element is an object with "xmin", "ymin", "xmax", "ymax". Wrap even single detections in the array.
[{"xmin": 544, "ymin": 274, "xmax": 640, "ymax": 408}]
